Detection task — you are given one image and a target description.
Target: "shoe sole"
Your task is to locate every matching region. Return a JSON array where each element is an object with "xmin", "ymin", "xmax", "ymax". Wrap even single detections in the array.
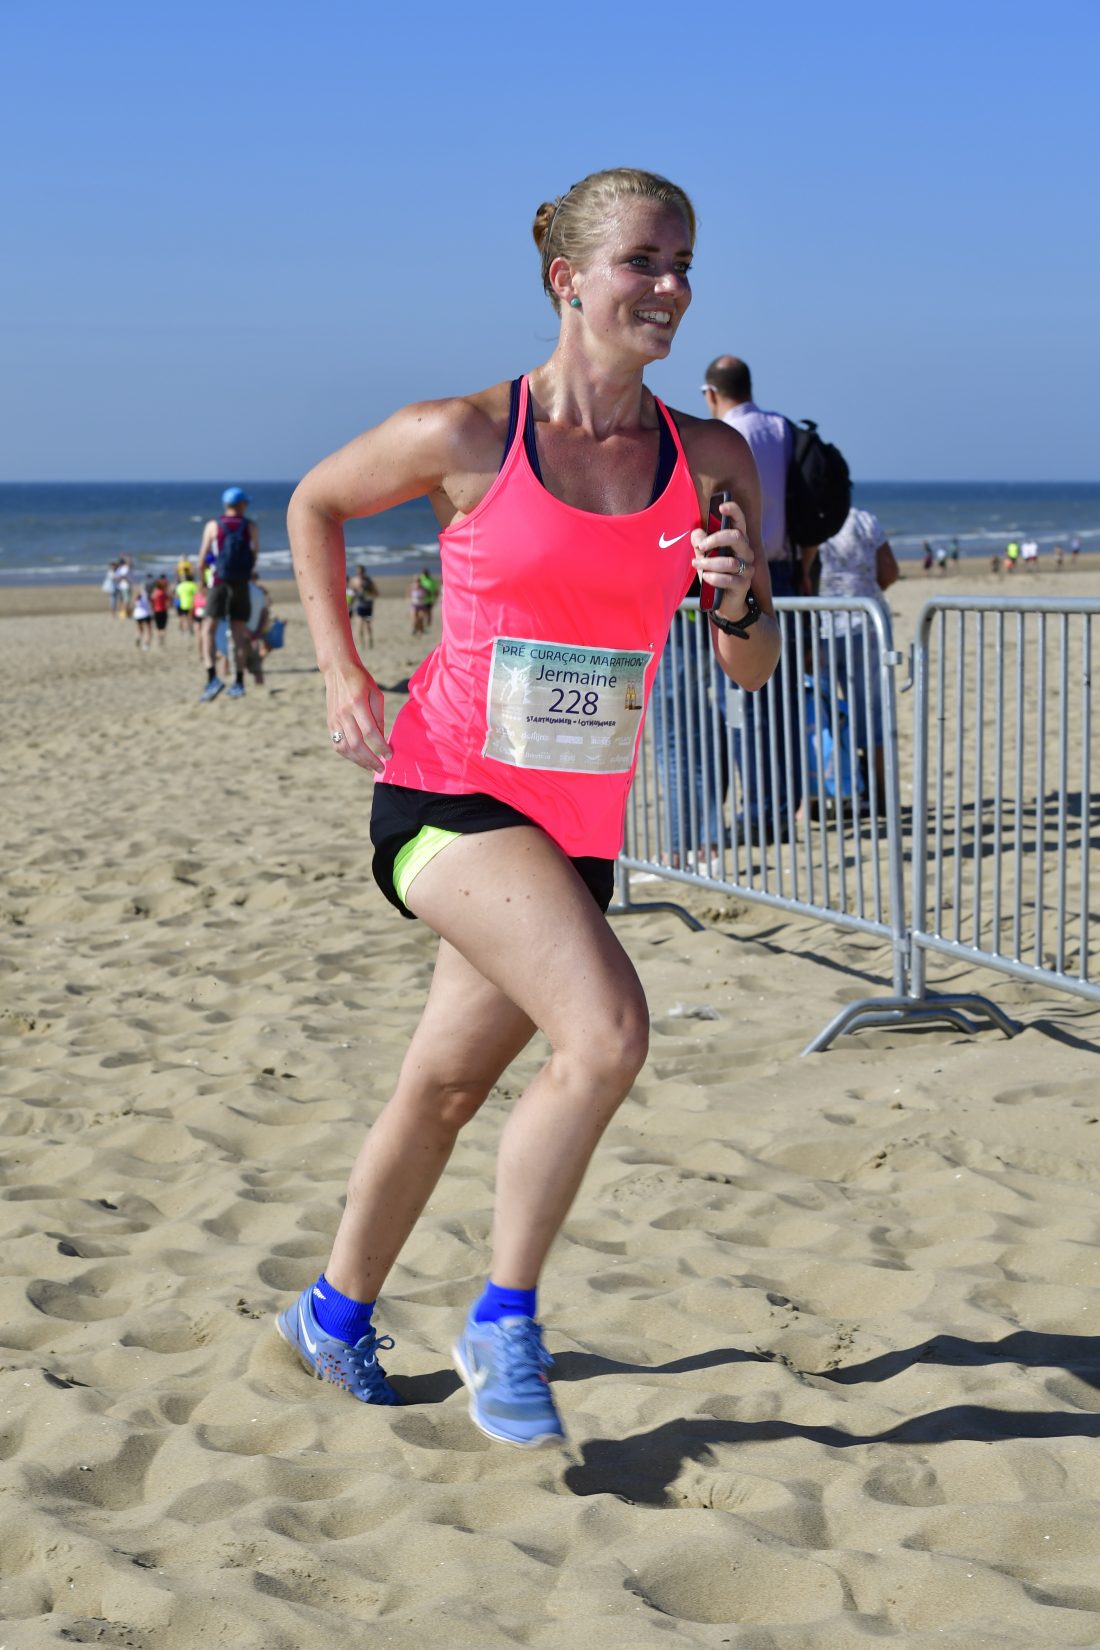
[{"xmin": 451, "ymin": 1337, "xmax": 565, "ymax": 1449}]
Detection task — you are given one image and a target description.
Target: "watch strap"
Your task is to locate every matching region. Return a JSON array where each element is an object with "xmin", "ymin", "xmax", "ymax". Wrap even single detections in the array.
[{"xmin": 707, "ymin": 591, "xmax": 762, "ymax": 638}]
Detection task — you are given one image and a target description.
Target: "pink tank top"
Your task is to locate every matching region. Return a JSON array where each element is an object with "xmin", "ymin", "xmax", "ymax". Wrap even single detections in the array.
[{"xmin": 378, "ymin": 377, "xmax": 702, "ymax": 857}]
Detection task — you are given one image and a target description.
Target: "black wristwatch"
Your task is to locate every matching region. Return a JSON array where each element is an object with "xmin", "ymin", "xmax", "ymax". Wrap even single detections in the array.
[{"xmin": 708, "ymin": 591, "xmax": 762, "ymax": 638}]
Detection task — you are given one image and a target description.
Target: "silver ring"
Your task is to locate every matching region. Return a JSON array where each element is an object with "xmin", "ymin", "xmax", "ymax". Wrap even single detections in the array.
[
  {"xmin": 331, "ymin": 730, "xmax": 344, "ymax": 745},
  {"xmin": 736, "ymin": 557, "xmax": 747, "ymax": 577}
]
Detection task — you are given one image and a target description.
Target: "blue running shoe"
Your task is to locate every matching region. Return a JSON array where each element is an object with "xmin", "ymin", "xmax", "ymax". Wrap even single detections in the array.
[
  {"xmin": 276, "ymin": 1286, "xmax": 401, "ymax": 1405},
  {"xmin": 199, "ymin": 677, "xmax": 224, "ymax": 703},
  {"xmin": 452, "ymin": 1310, "xmax": 564, "ymax": 1447},
  {"xmin": 227, "ymin": 682, "xmax": 245, "ymax": 698}
]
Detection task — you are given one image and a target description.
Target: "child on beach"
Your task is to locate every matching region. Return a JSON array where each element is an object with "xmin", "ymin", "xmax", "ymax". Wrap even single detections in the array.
[
  {"xmin": 350, "ymin": 565, "xmax": 378, "ymax": 650},
  {"xmin": 102, "ymin": 561, "xmax": 122, "ymax": 613},
  {"xmin": 131, "ymin": 585, "xmax": 154, "ymax": 650},
  {"xmin": 150, "ymin": 575, "xmax": 171, "ymax": 645},
  {"xmin": 175, "ymin": 572, "xmax": 198, "ymax": 634},
  {"xmin": 282, "ymin": 167, "xmax": 780, "ymax": 1448},
  {"xmin": 408, "ymin": 575, "xmax": 430, "ymax": 635}
]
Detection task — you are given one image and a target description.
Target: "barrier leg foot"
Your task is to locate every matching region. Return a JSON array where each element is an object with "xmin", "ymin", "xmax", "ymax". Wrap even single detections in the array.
[
  {"xmin": 910, "ymin": 992, "xmax": 1022, "ymax": 1039},
  {"xmin": 802, "ymin": 992, "xmax": 1021, "ymax": 1055},
  {"xmin": 608, "ymin": 897, "xmax": 705, "ymax": 932}
]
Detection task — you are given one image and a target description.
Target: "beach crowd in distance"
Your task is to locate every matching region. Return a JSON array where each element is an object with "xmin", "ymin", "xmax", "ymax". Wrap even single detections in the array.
[{"xmin": 1, "ymin": 478, "xmax": 1099, "ymax": 589}]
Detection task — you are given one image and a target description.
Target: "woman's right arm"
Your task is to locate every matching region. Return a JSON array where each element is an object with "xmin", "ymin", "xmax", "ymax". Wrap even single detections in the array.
[
  {"xmin": 288, "ymin": 400, "xmax": 470, "ymax": 772},
  {"xmin": 875, "ymin": 540, "xmax": 900, "ymax": 590}
]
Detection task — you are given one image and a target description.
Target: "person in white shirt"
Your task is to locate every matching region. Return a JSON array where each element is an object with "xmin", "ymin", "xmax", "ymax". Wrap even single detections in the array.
[
  {"xmin": 802, "ymin": 506, "xmax": 899, "ymax": 799},
  {"xmin": 131, "ymin": 585, "xmax": 154, "ymax": 651}
]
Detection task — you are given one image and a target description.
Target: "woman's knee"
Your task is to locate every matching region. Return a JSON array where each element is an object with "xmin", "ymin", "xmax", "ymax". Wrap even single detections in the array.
[
  {"xmin": 556, "ymin": 994, "xmax": 650, "ymax": 1092},
  {"xmin": 436, "ymin": 1081, "xmax": 493, "ymax": 1130},
  {"xmin": 393, "ymin": 1071, "xmax": 493, "ymax": 1133},
  {"xmin": 614, "ymin": 1005, "xmax": 651, "ymax": 1084}
]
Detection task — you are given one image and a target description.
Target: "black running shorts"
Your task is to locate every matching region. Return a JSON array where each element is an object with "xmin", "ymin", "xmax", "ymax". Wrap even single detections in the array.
[
  {"xmin": 370, "ymin": 783, "xmax": 615, "ymax": 920},
  {"xmin": 205, "ymin": 581, "xmax": 251, "ymax": 623}
]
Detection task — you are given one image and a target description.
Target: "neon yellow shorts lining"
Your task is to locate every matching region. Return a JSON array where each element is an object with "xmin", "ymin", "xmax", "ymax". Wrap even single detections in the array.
[{"xmin": 392, "ymin": 825, "xmax": 462, "ymax": 907}]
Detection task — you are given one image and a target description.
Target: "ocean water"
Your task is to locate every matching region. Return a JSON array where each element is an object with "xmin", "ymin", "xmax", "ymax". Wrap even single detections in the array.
[{"xmin": 0, "ymin": 480, "xmax": 1097, "ymax": 587}]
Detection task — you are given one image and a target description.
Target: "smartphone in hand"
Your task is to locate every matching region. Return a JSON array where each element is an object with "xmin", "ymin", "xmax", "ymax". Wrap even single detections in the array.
[{"xmin": 698, "ymin": 491, "xmax": 730, "ymax": 613}]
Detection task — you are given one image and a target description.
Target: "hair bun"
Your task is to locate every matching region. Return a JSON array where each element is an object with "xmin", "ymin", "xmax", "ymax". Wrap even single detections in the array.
[{"xmin": 532, "ymin": 200, "xmax": 557, "ymax": 253}]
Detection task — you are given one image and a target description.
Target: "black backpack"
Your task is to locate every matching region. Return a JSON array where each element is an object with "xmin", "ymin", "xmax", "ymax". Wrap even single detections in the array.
[
  {"xmin": 215, "ymin": 515, "xmax": 254, "ymax": 582},
  {"xmin": 785, "ymin": 420, "xmax": 851, "ymax": 550}
]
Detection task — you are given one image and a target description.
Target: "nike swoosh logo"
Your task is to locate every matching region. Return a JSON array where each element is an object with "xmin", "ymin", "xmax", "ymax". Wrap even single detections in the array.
[
  {"xmin": 658, "ymin": 531, "xmax": 690, "ymax": 549},
  {"xmin": 299, "ymin": 1302, "xmax": 318, "ymax": 1355},
  {"xmin": 469, "ymin": 1361, "xmax": 490, "ymax": 1391}
]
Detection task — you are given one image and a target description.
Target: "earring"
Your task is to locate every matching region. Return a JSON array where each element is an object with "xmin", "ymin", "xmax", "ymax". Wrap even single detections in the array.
[{"xmin": 569, "ymin": 296, "xmax": 582, "ymax": 310}]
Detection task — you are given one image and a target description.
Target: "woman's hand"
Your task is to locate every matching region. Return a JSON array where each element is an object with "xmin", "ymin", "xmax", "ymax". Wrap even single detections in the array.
[
  {"xmin": 691, "ymin": 497, "xmax": 755, "ymax": 615},
  {"xmin": 325, "ymin": 661, "xmax": 392, "ymax": 773}
]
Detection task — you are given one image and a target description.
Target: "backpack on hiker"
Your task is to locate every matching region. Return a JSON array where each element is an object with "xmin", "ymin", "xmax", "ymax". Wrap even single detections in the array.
[
  {"xmin": 785, "ymin": 420, "xmax": 851, "ymax": 550},
  {"xmin": 214, "ymin": 515, "xmax": 254, "ymax": 583}
]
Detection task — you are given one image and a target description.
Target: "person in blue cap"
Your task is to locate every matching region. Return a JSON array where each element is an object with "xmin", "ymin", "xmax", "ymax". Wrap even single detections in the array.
[{"xmin": 196, "ymin": 487, "xmax": 260, "ymax": 701}]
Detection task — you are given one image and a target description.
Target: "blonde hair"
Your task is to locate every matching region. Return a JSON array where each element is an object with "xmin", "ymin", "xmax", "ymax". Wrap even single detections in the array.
[{"xmin": 532, "ymin": 168, "xmax": 697, "ymax": 314}]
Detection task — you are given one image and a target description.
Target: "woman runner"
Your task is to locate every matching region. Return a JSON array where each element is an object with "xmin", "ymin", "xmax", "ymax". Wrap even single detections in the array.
[{"xmin": 280, "ymin": 168, "xmax": 781, "ymax": 1447}]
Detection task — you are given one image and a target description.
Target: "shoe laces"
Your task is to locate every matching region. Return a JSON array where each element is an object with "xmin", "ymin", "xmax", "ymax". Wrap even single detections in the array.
[
  {"xmin": 497, "ymin": 1319, "xmax": 553, "ymax": 1396},
  {"xmin": 347, "ymin": 1330, "xmax": 397, "ymax": 1402}
]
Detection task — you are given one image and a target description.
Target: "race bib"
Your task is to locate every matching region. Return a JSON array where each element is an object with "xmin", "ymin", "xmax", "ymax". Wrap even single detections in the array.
[{"xmin": 484, "ymin": 637, "xmax": 652, "ymax": 773}]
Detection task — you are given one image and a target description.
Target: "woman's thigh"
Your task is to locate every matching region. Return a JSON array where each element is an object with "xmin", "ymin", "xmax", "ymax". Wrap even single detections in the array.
[
  {"xmin": 401, "ymin": 936, "xmax": 536, "ymax": 1101},
  {"xmin": 405, "ymin": 826, "xmax": 646, "ymax": 1050}
]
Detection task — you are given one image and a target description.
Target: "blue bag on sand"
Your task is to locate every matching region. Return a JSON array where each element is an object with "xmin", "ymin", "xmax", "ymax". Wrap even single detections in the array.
[{"xmin": 804, "ymin": 677, "xmax": 862, "ymax": 801}]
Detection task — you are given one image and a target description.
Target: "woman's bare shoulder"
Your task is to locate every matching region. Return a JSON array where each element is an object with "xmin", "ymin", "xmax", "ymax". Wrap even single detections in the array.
[
  {"xmin": 665, "ymin": 404, "xmax": 757, "ymax": 489},
  {"xmin": 292, "ymin": 379, "xmax": 515, "ymax": 521},
  {"xmin": 402, "ymin": 379, "xmax": 513, "ymax": 468}
]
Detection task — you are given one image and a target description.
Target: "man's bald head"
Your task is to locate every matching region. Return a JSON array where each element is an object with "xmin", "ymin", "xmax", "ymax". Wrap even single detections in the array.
[{"xmin": 703, "ymin": 355, "xmax": 753, "ymax": 408}]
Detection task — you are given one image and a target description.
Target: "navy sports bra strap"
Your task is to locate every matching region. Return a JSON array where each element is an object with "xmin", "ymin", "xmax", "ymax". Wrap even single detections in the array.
[
  {"xmin": 500, "ymin": 377, "xmax": 523, "ymax": 472},
  {"xmin": 522, "ymin": 375, "xmax": 544, "ymax": 483},
  {"xmin": 649, "ymin": 402, "xmax": 677, "ymax": 507},
  {"xmin": 506, "ymin": 375, "xmax": 677, "ymax": 502}
]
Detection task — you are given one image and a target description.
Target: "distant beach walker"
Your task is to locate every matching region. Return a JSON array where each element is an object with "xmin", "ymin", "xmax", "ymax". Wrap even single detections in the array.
[{"xmin": 1, "ymin": 480, "xmax": 1098, "ymax": 587}]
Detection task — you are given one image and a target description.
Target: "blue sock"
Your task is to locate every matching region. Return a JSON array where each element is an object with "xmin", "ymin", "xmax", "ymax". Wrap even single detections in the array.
[
  {"xmin": 473, "ymin": 1279, "xmax": 538, "ymax": 1324},
  {"xmin": 310, "ymin": 1274, "xmax": 375, "ymax": 1343}
]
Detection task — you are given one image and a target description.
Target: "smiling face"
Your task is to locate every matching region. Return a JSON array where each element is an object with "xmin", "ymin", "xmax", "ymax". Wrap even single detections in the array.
[{"xmin": 559, "ymin": 199, "xmax": 693, "ymax": 364}]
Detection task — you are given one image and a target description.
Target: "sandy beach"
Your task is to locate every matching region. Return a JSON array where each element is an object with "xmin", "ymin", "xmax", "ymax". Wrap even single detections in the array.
[{"xmin": 2, "ymin": 565, "xmax": 1099, "ymax": 1649}]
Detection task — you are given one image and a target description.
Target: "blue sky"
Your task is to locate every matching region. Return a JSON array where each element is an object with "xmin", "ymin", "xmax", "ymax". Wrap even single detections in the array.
[{"xmin": 2, "ymin": 0, "xmax": 1097, "ymax": 482}]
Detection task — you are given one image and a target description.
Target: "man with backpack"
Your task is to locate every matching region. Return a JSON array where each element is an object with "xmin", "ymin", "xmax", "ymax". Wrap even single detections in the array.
[
  {"xmin": 196, "ymin": 487, "xmax": 259, "ymax": 702},
  {"xmin": 700, "ymin": 356, "xmax": 850, "ymax": 841}
]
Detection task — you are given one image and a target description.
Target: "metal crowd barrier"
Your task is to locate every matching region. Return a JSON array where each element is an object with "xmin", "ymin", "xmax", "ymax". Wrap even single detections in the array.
[
  {"xmin": 615, "ymin": 596, "xmax": 913, "ymax": 1052},
  {"xmin": 615, "ymin": 594, "xmax": 1099, "ymax": 1053},
  {"xmin": 908, "ymin": 596, "xmax": 1099, "ymax": 1013}
]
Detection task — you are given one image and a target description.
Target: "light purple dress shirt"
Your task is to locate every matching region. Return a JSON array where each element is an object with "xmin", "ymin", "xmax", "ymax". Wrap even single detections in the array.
[{"xmin": 722, "ymin": 401, "xmax": 792, "ymax": 561}]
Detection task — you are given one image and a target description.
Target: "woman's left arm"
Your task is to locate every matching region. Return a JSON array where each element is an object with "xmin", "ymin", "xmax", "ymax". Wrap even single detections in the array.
[{"xmin": 688, "ymin": 423, "xmax": 782, "ymax": 692}]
